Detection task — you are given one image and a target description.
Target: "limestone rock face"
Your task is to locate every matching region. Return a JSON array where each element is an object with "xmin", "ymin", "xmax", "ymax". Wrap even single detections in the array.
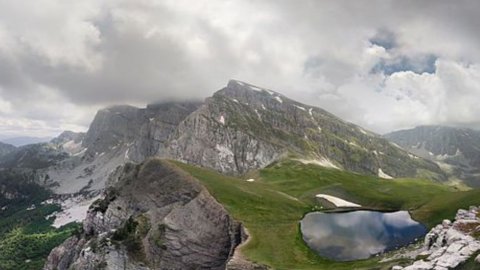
[
  {"xmin": 167, "ymin": 80, "xmax": 445, "ymax": 178},
  {"xmin": 82, "ymin": 102, "xmax": 202, "ymax": 162},
  {"xmin": 44, "ymin": 159, "xmax": 246, "ymax": 270},
  {"xmin": 390, "ymin": 206, "xmax": 480, "ymax": 270}
]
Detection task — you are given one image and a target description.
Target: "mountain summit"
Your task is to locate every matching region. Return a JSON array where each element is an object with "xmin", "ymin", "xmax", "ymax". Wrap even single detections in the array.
[{"xmin": 5, "ymin": 80, "xmax": 446, "ymax": 195}]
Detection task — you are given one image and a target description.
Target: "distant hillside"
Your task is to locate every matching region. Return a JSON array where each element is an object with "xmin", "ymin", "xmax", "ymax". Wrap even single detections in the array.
[
  {"xmin": 385, "ymin": 125, "xmax": 480, "ymax": 187},
  {"xmin": 2, "ymin": 136, "xmax": 51, "ymax": 147},
  {"xmin": 0, "ymin": 142, "xmax": 15, "ymax": 158}
]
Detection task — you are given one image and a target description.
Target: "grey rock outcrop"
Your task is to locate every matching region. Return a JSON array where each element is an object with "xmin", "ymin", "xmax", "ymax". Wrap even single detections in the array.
[
  {"xmin": 45, "ymin": 159, "xmax": 249, "ymax": 270},
  {"xmin": 167, "ymin": 80, "xmax": 445, "ymax": 178},
  {"xmin": 390, "ymin": 206, "xmax": 480, "ymax": 270},
  {"xmin": 82, "ymin": 102, "xmax": 202, "ymax": 162}
]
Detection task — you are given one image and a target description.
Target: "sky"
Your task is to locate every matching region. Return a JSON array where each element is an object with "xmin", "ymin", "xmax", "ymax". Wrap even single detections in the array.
[{"xmin": 1, "ymin": 0, "xmax": 480, "ymax": 138}]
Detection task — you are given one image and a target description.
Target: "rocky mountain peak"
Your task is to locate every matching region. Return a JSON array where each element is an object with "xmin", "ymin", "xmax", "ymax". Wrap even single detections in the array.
[
  {"xmin": 51, "ymin": 131, "xmax": 85, "ymax": 146},
  {"xmin": 215, "ymin": 80, "xmax": 288, "ymax": 108}
]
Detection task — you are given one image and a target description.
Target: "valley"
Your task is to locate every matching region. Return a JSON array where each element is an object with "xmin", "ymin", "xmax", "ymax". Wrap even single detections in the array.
[{"xmin": 0, "ymin": 80, "xmax": 479, "ymax": 270}]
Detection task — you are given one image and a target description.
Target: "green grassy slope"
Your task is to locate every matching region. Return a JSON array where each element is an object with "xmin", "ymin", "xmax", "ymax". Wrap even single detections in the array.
[
  {"xmin": 0, "ymin": 170, "xmax": 80, "ymax": 270},
  {"xmin": 173, "ymin": 159, "xmax": 480, "ymax": 270}
]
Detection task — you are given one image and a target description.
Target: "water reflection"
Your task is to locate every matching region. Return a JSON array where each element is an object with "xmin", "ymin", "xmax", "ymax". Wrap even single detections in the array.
[{"xmin": 300, "ymin": 210, "xmax": 427, "ymax": 261}]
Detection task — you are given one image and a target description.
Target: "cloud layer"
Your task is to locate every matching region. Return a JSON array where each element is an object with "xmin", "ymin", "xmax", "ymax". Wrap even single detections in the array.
[{"xmin": 1, "ymin": 0, "xmax": 480, "ymax": 137}]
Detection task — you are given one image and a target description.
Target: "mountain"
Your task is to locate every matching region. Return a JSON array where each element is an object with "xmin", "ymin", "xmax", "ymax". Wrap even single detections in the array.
[
  {"xmin": 385, "ymin": 125, "xmax": 480, "ymax": 187},
  {"xmin": 0, "ymin": 142, "xmax": 15, "ymax": 158},
  {"xmin": 1, "ymin": 136, "xmax": 51, "ymax": 147},
  {"xmin": 45, "ymin": 159, "xmax": 256, "ymax": 270},
  {"xmin": 0, "ymin": 143, "xmax": 69, "ymax": 170},
  {"xmin": 30, "ymin": 80, "xmax": 447, "ymax": 196},
  {"xmin": 165, "ymin": 80, "xmax": 445, "ymax": 179},
  {"xmin": 0, "ymin": 131, "xmax": 84, "ymax": 170},
  {"xmin": 2, "ymin": 80, "xmax": 473, "ymax": 269}
]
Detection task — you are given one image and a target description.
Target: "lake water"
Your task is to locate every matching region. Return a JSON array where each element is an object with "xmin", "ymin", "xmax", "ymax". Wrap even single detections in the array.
[{"xmin": 300, "ymin": 210, "xmax": 427, "ymax": 261}]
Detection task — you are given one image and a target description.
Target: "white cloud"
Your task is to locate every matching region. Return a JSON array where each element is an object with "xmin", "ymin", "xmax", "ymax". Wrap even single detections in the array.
[{"xmin": 1, "ymin": 0, "xmax": 480, "ymax": 137}]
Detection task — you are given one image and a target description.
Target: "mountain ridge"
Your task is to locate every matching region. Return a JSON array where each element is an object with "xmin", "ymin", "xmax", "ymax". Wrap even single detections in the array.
[
  {"xmin": 385, "ymin": 125, "xmax": 480, "ymax": 187},
  {"xmin": 15, "ymin": 79, "xmax": 447, "ymax": 195}
]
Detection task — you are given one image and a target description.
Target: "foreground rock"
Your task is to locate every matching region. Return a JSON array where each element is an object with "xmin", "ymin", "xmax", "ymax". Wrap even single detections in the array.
[
  {"xmin": 389, "ymin": 206, "xmax": 480, "ymax": 269},
  {"xmin": 45, "ymin": 159, "xmax": 259, "ymax": 270}
]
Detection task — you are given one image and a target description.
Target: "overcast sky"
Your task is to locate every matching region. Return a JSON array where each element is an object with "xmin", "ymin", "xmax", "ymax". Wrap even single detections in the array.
[{"xmin": 1, "ymin": 0, "xmax": 480, "ymax": 138}]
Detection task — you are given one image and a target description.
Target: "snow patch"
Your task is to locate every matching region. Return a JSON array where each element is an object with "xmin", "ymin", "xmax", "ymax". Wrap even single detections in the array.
[
  {"xmin": 254, "ymin": 109, "xmax": 261, "ymax": 120},
  {"xmin": 315, "ymin": 194, "xmax": 361, "ymax": 208},
  {"xmin": 249, "ymin": 85, "xmax": 263, "ymax": 92},
  {"xmin": 295, "ymin": 158, "xmax": 340, "ymax": 170},
  {"xmin": 232, "ymin": 98, "xmax": 239, "ymax": 103},
  {"xmin": 378, "ymin": 168, "xmax": 394, "ymax": 179},
  {"xmin": 390, "ymin": 142, "xmax": 403, "ymax": 149},
  {"xmin": 348, "ymin": 141, "xmax": 360, "ymax": 147},
  {"xmin": 293, "ymin": 105, "xmax": 306, "ymax": 111},
  {"xmin": 72, "ymin": 148, "xmax": 87, "ymax": 157},
  {"xmin": 51, "ymin": 195, "xmax": 101, "ymax": 228},
  {"xmin": 274, "ymin": 96, "xmax": 283, "ymax": 103},
  {"xmin": 62, "ymin": 140, "xmax": 84, "ymax": 156},
  {"xmin": 246, "ymin": 179, "xmax": 255, "ymax": 182},
  {"xmin": 219, "ymin": 115, "xmax": 225, "ymax": 125},
  {"xmin": 236, "ymin": 81, "xmax": 244, "ymax": 86},
  {"xmin": 261, "ymin": 104, "xmax": 266, "ymax": 110},
  {"xmin": 408, "ymin": 153, "xmax": 418, "ymax": 159}
]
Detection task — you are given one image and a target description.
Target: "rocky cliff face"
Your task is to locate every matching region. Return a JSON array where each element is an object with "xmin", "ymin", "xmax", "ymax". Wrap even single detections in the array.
[
  {"xmin": 167, "ymin": 80, "xmax": 444, "ymax": 179},
  {"xmin": 37, "ymin": 102, "xmax": 201, "ymax": 194},
  {"xmin": 36, "ymin": 80, "xmax": 447, "ymax": 195},
  {"xmin": 385, "ymin": 126, "xmax": 480, "ymax": 187},
  {"xmin": 45, "ymin": 159, "xmax": 248, "ymax": 270},
  {"xmin": 82, "ymin": 102, "xmax": 202, "ymax": 162}
]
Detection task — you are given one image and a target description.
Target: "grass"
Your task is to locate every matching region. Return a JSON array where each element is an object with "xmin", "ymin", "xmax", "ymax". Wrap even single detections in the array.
[
  {"xmin": 0, "ymin": 170, "xmax": 81, "ymax": 270},
  {"xmin": 0, "ymin": 203, "xmax": 81, "ymax": 270},
  {"xmin": 173, "ymin": 159, "xmax": 480, "ymax": 270}
]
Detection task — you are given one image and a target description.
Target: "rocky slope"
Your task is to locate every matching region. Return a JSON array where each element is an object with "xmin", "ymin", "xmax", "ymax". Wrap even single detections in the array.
[
  {"xmin": 0, "ymin": 142, "xmax": 15, "ymax": 158},
  {"xmin": 167, "ymin": 80, "xmax": 445, "ymax": 179},
  {"xmin": 387, "ymin": 206, "xmax": 480, "ymax": 270},
  {"xmin": 385, "ymin": 126, "xmax": 480, "ymax": 187},
  {"xmin": 0, "ymin": 143, "xmax": 69, "ymax": 170},
  {"xmin": 12, "ymin": 80, "xmax": 446, "ymax": 195},
  {"xmin": 44, "ymin": 158, "xmax": 253, "ymax": 270},
  {"xmin": 38, "ymin": 102, "xmax": 202, "ymax": 194}
]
